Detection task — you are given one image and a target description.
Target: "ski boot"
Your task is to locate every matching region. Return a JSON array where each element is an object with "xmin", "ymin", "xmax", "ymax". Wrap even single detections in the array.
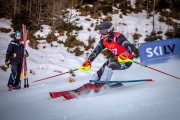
[
  {"xmin": 14, "ymin": 85, "xmax": 21, "ymax": 90},
  {"xmin": 8, "ymin": 85, "xmax": 13, "ymax": 91}
]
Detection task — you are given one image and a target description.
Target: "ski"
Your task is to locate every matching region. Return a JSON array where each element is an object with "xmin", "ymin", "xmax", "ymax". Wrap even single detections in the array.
[
  {"xmin": 24, "ymin": 57, "xmax": 29, "ymax": 88},
  {"xmin": 90, "ymin": 79, "xmax": 153, "ymax": 84},
  {"xmin": 49, "ymin": 79, "xmax": 153, "ymax": 100},
  {"xmin": 49, "ymin": 82, "xmax": 122, "ymax": 100},
  {"xmin": 23, "ymin": 26, "xmax": 29, "ymax": 88},
  {"xmin": 49, "ymin": 91, "xmax": 77, "ymax": 99},
  {"xmin": 49, "ymin": 91, "xmax": 64, "ymax": 98},
  {"xmin": 20, "ymin": 24, "xmax": 29, "ymax": 88}
]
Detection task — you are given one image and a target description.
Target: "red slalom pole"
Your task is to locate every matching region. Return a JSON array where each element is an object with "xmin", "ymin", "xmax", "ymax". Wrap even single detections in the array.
[
  {"xmin": 33, "ymin": 69, "xmax": 78, "ymax": 83},
  {"xmin": 133, "ymin": 61, "xmax": 180, "ymax": 80},
  {"xmin": 20, "ymin": 24, "xmax": 25, "ymax": 79}
]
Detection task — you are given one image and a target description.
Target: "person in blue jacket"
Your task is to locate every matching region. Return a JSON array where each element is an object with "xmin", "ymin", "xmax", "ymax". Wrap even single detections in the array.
[{"xmin": 5, "ymin": 31, "xmax": 28, "ymax": 91}]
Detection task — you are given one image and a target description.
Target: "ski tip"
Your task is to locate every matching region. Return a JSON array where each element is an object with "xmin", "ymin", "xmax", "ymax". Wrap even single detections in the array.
[{"xmin": 147, "ymin": 79, "xmax": 153, "ymax": 82}]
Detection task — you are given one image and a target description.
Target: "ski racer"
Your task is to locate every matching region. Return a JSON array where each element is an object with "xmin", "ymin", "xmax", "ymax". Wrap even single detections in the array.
[{"xmin": 50, "ymin": 21, "xmax": 138, "ymax": 100}]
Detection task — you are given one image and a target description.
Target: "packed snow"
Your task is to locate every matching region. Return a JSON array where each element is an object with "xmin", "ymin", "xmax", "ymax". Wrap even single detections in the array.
[{"xmin": 0, "ymin": 9, "xmax": 180, "ymax": 120}]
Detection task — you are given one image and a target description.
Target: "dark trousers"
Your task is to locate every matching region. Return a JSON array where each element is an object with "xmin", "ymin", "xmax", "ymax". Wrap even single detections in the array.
[
  {"xmin": 7, "ymin": 63, "xmax": 22, "ymax": 87},
  {"xmin": 97, "ymin": 56, "xmax": 133, "ymax": 79}
]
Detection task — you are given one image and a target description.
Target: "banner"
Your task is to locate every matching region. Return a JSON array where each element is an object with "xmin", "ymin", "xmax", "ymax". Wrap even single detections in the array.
[{"xmin": 139, "ymin": 38, "xmax": 180, "ymax": 65}]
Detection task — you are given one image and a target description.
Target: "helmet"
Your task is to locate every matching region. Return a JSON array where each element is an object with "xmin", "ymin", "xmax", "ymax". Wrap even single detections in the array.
[
  {"xmin": 98, "ymin": 21, "xmax": 114, "ymax": 35},
  {"xmin": 14, "ymin": 31, "xmax": 21, "ymax": 38}
]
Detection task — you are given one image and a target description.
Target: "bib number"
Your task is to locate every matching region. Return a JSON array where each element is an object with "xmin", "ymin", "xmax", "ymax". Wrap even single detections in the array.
[{"xmin": 111, "ymin": 48, "xmax": 117, "ymax": 55}]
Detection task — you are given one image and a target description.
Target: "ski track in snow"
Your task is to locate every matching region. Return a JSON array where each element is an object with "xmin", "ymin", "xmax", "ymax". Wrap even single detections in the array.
[{"xmin": 0, "ymin": 58, "xmax": 179, "ymax": 120}]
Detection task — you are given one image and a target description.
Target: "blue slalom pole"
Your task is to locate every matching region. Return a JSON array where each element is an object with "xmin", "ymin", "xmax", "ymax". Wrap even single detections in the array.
[{"xmin": 90, "ymin": 79, "xmax": 153, "ymax": 84}]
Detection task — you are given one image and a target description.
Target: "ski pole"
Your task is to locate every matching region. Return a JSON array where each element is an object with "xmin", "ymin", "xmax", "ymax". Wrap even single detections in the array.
[
  {"xmin": 33, "ymin": 69, "xmax": 79, "ymax": 83},
  {"xmin": 133, "ymin": 60, "xmax": 180, "ymax": 80}
]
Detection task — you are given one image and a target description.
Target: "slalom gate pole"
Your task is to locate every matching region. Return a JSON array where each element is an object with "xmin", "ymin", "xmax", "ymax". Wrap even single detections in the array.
[
  {"xmin": 133, "ymin": 61, "xmax": 180, "ymax": 80},
  {"xmin": 90, "ymin": 79, "xmax": 153, "ymax": 83},
  {"xmin": 33, "ymin": 69, "xmax": 79, "ymax": 83}
]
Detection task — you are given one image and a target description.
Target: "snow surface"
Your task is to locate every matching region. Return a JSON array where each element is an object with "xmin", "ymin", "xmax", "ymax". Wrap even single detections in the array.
[{"xmin": 0, "ymin": 11, "xmax": 180, "ymax": 120}]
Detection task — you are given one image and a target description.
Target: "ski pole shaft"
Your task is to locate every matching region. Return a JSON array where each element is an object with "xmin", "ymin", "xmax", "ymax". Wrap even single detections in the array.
[
  {"xmin": 90, "ymin": 79, "xmax": 153, "ymax": 83},
  {"xmin": 33, "ymin": 69, "xmax": 78, "ymax": 83},
  {"xmin": 133, "ymin": 61, "xmax": 180, "ymax": 80}
]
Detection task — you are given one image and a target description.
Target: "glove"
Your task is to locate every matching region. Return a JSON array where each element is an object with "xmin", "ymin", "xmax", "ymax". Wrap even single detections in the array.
[
  {"xmin": 1, "ymin": 61, "xmax": 10, "ymax": 71},
  {"xmin": 118, "ymin": 51, "xmax": 133, "ymax": 63},
  {"xmin": 24, "ymin": 53, "xmax": 29, "ymax": 57},
  {"xmin": 24, "ymin": 51, "xmax": 29, "ymax": 57},
  {"xmin": 5, "ymin": 61, "xmax": 10, "ymax": 67},
  {"xmin": 82, "ymin": 60, "xmax": 91, "ymax": 67},
  {"xmin": 79, "ymin": 60, "xmax": 92, "ymax": 71},
  {"xmin": 119, "ymin": 51, "xmax": 129, "ymax": 60},
  {"xmin": 13, "ymin": 53, "xmax": 17, "ymax": 58}
]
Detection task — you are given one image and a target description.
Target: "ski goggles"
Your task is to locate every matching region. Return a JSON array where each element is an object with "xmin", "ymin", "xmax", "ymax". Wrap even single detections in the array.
[
  {"xmin": 99, "ymin": 25, "xmax": 114, "ymax": 35},
  {"xmin": 99, "ymin": 29, "xmax": 109, "ymax": 35}
]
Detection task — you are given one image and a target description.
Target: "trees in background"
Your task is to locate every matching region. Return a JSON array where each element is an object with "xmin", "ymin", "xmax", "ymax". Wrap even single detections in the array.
[{"xmin": 0, "ymin": 0, "xmax": 179, "ymax": 41}]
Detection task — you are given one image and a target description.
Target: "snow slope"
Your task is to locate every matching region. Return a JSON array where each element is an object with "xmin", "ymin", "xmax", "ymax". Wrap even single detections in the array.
[
  {"xmin": 0, "ymin": 12, "xmax": 180, "ymax": 120},
  {"xmin": 0, "ymin": 57, "xmax": 179, "ymax": 120}
]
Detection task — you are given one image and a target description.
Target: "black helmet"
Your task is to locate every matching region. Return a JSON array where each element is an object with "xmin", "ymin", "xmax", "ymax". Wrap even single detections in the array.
[{"xmin": 98, "ymin": 21, "xmax": 114, "ymax": 35}]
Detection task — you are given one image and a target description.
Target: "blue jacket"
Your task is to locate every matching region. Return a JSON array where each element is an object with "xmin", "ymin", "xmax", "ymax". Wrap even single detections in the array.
[{"xmin": 5, "ymin": 40, "xmax": 28, "ymax": 65}]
